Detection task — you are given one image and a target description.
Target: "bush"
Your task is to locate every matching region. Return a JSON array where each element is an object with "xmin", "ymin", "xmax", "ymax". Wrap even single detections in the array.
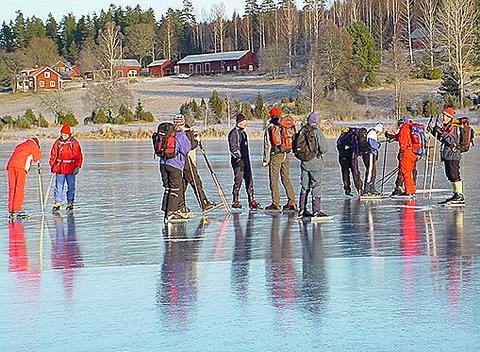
[
  {"xmin": 1, "ymin": 115, "xmax": 15, "ymax": 128},
  {"xmin": 23, "ymin": 109, "xmax": 37, "ymax": 125},
  {"xmin": 429, "ymin": 67, "xmax": 443, "ymax": 80},
  {"xmin": 364, "ymin": 72, "xmax": 377, "ymax": 86},
  {"xmin": 139, "ymin": 111, "xmax": 154, "ymax": 122},
  {"xmin": 421, "ymin": 95, "xmax": 441, "ymax": 118},
  {"xmin": 14, "ymin": 117, "xmax": 31, "ymax": 129},
  {"xmin": 58, "ymin": 112, "xmax": 79, "ymax": 126},
  {"xmin": 295, "ymin": 97, "xmax": 308, "ymax": 115},
  {"xmin": 93, "ymin": 109, "xmax": 108, "ymax": 124},
  {"xmin": 38, "ymin": 113, "xmax": 49, "ymax": 128},
  {"xmin": 134, "ymin": 100, "xmax": 155, "ymax": 122},
  {"xmin": 209, "ymin": 91, "xmax": 225, "ymax": 123},
  {"xmin": 240, "ymin": 102, "xmax": 254, "ymax": 120},
  {"xmin": 114, "ymin": 115, "xmax": 126, "ymax": 125},
  {"xmin": 118, "ymin": 104, "xmax": 134, "ymax": 123},
  {"xmin": 0, "ymin": 122, "xmax": 3, "ymax": 131}
]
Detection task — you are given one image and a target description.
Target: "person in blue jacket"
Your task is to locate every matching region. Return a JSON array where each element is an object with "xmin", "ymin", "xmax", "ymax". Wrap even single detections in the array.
[{"xmin": 159, "ymin": 115, "xmax": 192, "ymax": 222}]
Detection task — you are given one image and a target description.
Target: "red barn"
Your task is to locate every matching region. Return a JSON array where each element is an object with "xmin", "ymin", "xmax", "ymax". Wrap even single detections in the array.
[
  {"xmin": 15, "ymin": 66, "xmax": 63, "ymax": 92},
  {"xmin": 148, "ymin": 59, "xmax": 175, "ymax": 76},
  {"xmin": 177, "ymin": 50, "xmax": 257, "ymax": 75},
  {"xmin": 52, "ymin": 61, "xmax": 81, "ymax": 79},
  {"xmin": 112, "ymin": 59, "xmax": 141, "ymax": 78}
]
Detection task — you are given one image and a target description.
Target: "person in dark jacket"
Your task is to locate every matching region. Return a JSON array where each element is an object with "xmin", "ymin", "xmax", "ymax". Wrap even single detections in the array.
[
  {"xmin": 159, "ymin": 115, "xmax": 192, "ymax": 222},
  {"xmin": 336, "ymin": 127, "xmax": 363, "ymax": 196},
  {"xmin": 297, "ymin": 112, "xmax": 329, "ymax": 218},
  {"xmin": 430, "ymin": 107, "xmax": 465, "ymax": 206},
  {"xmin": 228, "ymin": 114, "xmax": 261, "ymax": 209},
  {"xmin": 179, "ymin": 116, "xmax": 216, "ymax": 212}
]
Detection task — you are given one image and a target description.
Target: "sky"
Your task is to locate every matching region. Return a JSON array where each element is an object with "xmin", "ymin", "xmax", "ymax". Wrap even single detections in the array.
[{"xmin": 0, "ymin": 0, "xmax": 249, "ymax": 23}]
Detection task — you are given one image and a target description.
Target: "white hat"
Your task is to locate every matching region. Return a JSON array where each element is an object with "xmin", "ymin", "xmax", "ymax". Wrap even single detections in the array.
[{"xmin": 374, "ymin": 123, "xmax": 384, "ymax": 133}]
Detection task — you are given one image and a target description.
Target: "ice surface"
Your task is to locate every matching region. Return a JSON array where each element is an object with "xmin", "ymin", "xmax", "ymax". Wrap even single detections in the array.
[{"xmin": 0, "ymin": 140, "xmax": 479, "ymax": 351}]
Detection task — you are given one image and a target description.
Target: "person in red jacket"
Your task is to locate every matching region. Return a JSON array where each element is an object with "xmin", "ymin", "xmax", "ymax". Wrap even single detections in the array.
[
  {"xmin": 6, "ymin": 137, "xmax": 42, "ymax": 219},
  {"xmin": 49, "ymin": 124, "xmax": 83, "ymax": 212},
  {"xmin": 386, "ymin": 118, "xmax": 419, "ymax": 196}
]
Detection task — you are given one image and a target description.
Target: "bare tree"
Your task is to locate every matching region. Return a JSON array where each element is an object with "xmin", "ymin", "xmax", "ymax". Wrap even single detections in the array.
[
  {"xmin": 259, "ymin": 44, "xmax": 288, "ymax": 79},
  {"xmin": 78, "ymin": 37, "xmax": 101, "ymax": 78},
  {"xmin": 98, "ymin": 22, "xmax": 122, "ymax": 78},
  {"xmin": 39, "ymin": 92, "xmax": 69, "ymax": 124},
  {"xmin": 280, "ymin": 0, "xmax": 298, "ymax": 73},
  {"xmin": 83, "ymin": 80, "xmax": 134, "ymax": 120},
  {"xmin": 401, "ymin": 0, "xmax": 414, "ymax": 64},
  {"xmin": 211, "ymin": 3, "xmax": 226, "ymax": 52},
  {"xmin": 439, "ymin": 0, "xmax": 478, "ymax": 108},
  {"xmin": 418, "ymin": 0, "xmax": 439, "ymax": 70}
]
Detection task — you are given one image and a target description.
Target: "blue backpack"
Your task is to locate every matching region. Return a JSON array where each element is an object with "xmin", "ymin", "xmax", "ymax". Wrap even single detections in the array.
[{"xmin": 410, "ymin": 123, "xmax": 427, "ymax": 157}]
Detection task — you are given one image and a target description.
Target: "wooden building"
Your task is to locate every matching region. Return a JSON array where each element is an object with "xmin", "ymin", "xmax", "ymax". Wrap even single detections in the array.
[
  {"xmin": 177, "ymin": 50, "xmax": 257, "ymax": 75},
  {"xmin": 15, "ymin": 66, "xmax": 63, "ymax": 92},
  {"xmin": 148, "ymin": 59, "xmax": 175, "ymax": 76},
  {"xmin": 112, "ymin": 59, "xmax": 141, "ymax": 77},
  {"xmin": 52, "ymin": 61, "xmax": 81, "ymax": 79}
]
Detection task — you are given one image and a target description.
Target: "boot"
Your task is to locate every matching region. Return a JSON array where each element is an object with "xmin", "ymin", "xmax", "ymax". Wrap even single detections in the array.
[
  {"xmin": 202, "ymin": 201, "xmax": 217, "ymax": 212},
  {"xmin": 438, "ymin": 193, "xmax": 458, "ymax": 205},
  {"xmin": 282, "ymin": 202, "xmax": 297, "ymax": 211},
  {"xmin": 249, "ymin": 199, "xmax": 261, "ymax": 210},
  {"xmin": 66, "ymin": 203, "xmax": 74, "ymax": 211},
  {"xmin": 442, "ymin": 193, "xmax": 465, "ymax": 206},
  {"xmin": 312, "ymin": 197, "xmax": 330, "ymax": 218},
  {"xmin": 390, "ymin": 188, "xmax": 404, "ymax": 197},
  {"xmin": 297, "ymin": 192, "xmax": 312, "ymax": 218},
  {"xmin": 265, "ymin": 203, "xmax": 281, "ymax": 211},
  {"xmin": 52, "ymin": 203, "xmax": 61, "ymax": 213},
  {"xmin": 232, "ymin": 194, "xmax": 242, "ymax": 209}
]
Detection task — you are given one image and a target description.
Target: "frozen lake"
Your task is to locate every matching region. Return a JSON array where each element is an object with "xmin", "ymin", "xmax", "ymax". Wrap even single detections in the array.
[{"xmin": 1, "ymin": 139, "xmax": 479, "ymax": 351}]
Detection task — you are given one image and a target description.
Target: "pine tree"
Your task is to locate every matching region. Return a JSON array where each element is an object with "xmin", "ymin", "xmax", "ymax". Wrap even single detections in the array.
[
  {"xmin": 13, "ymin": 11, "xmax": 28, "ymax": 49},
  {"xmin": 439, "ymin": 66, "xmax": 461, "ymax": 105},
  {"xmin": 0, "ymin": 22, "xmax": 15, "ymax": 51},
  {"xmin": 254, "ymin": 92, "xmax": 265, "ymax": 119},
  {"xmin": 348, "ymin": 21, "xmax": 380, "ymax": 86},
  {"xmin": 209, "ymin": 90, "xmax": 225, "ymax": 123},
  {"xmin": 61, "ymin": 14, "xmax": 77, "ymax": 62}
]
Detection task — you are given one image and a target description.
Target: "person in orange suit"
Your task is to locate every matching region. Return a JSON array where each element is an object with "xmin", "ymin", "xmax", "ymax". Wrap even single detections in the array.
[
  {"xmin": 49, "ymin": 124, "xmax": 83, "ymax": 212},
  {"xmin": 6, "ymin": 137, "xmax": 42, "ymax": 219},
  {"xmin": 386, "ymin": 118, "xmax": 419, "ymax": 196}
]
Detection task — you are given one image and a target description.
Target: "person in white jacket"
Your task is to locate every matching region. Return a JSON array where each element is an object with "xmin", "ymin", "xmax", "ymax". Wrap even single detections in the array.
[{"xmin": 362, "ymin": 123, "xmax": 383, "ymax": 196}]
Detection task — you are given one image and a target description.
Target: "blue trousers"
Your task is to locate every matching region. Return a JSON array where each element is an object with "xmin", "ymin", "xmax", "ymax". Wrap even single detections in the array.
[{"xmin": 54, "ymin": 173, "xmax": 76, "ymax": 204}]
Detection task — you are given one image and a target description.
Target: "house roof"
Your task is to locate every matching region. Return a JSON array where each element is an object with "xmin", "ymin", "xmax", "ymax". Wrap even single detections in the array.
[
  {"xmin": 410, "ymin": 28, "xmax": 426, "ymax": 40},
  {"xmin": 112, "ymin": 59, "xmax": 141, "ymax": 67},
  {"xmin": 31, "ymin": 66, "xmax": 61, "ymax": 78},
  {"xmin": 148, "ymin": 59, "xmax": 171, "ymax": 67},
  {"xmin": 177, "ymin": 50, "xmax": 250, "ymax": 65}
]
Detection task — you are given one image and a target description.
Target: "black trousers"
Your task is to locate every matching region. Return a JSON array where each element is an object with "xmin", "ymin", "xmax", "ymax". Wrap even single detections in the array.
[
  {"xmin": 339, "ymin": 153, "xmax": 362, "ymax": 193},
  {"xmin": 181, "ymin": 156, "xmax": 209, "ymax": 210},
  {"xmin": 231, "ymin": 157, "xmax": 254, "ymax": 199},
  {"xmin": 444, "ymin": 159, "xmax": 461, "ymax": 182},
  {"xmin": 160, "ymin": 164, "xmax": 184, "ymax": 213}
]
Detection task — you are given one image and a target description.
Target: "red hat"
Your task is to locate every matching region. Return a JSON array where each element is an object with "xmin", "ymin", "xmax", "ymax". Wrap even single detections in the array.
[
  {"xmin": 31, "ymin": 137, "xmax": 39, "ymax": 146},
  {"xmin": 269, "ymin": 107, "xmax": 282, "ymax": 118},
  {"xmin": 61, "ymin": 123, "xmax": 71, "ymax": 135},
  {"xmin": 443, "ymin": 107, "xmax": 455, "ymax": 118}
]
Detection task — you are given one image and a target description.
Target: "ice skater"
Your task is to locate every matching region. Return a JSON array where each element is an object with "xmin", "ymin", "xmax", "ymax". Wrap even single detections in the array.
[
  {"xmin": 336, "ymin": 127, "xmax": 363, "ymax": 196},
  {"xmin": 362, "ymin": 123, "xmax": 383, "ymax": 196},
  {"xmin": 228, "ymin": 113, "xmax": 261, "ymax": 210},
  {"xmin": 6, "ymin": 137, "xmax": 42, "ymax": 219},
  {"xmin": 50, "ymin": 124, "xmax": 83, "ymax": 212}
]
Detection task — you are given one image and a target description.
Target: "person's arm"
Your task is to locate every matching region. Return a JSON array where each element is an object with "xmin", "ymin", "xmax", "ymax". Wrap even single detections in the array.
[
  {"xmin": 177, "ymin": 133, "xmax": 192, "ymax": 156},
  {"xmin": 262, "ymin": 128, "xmax": 272, "ymax": 166},
  {"xmin": 32, "ymin": 142, "xmax": 42, "ymax": 162},
  {"xmin": 73, "ymin": 140, "xmax": 83, "ymax": 169},
  {"xmin": 187, "ymin": 130, "xmax": 199, "ymax": 150},
  {"xmin": 228, "ymin": 129, "xmax": 241, "ymax": 160},
  {"xmin": 438, "ymin": 125, "xmax": 458, "ymax": 147},
  {"xmin": 367, "ymin": 131, "xmax": 381, "ymax": 151},
  {"xmin": 398, "ymin": 125, "xmax": 410, "ymax": 151},
  {"xmin": 316, "ymin": 129, "xmax": 328, "ymax": 155}
]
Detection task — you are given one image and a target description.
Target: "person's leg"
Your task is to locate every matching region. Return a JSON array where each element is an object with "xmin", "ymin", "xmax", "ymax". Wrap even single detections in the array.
[
  {"xmin": 7, "ymin": 168, "xmax": 17, "ymax": 212},
  {"xmin": 54, "ymin": 174, "xmax": 66, "ymax": 205},
  {"xmin": 65, "ymin": 174, "xmax": 76, "ymax": 204},
  {"xmin": 231, "ymin": 159, "xmax": 244, "ymax": 203},
  {"xmin": 339, "ymin": 155, "xmax": 352, "ymax": 194},
  {"xmin": 187, "ymin": 160, "xmax": 210, "ymax": 209},
  {"xmin": 351, "ymin": 155, "xmax": 363, "ymax": 194},
  {"xmin": 159, "ymin": 164, "xmax": 169, "ymax": 212},
  {"xmin": 309, "ymin": 168, "xmax": 324, "ymax": 214},
  {"xmin": 244, "ymin": 159, "xmax": 255, "ymax": 202},
  {"xmin": 299, "ymin": 165, "xmax": 310, "ymax": 215},
  {"xmin": 400, "ymin": 152, "xmax": 416, "ymax": 195},
  {"xmin": 268, "ymin": 153, "xmax": 282, "ymax": 206},
  {"xmin": 10, "ymin": 168, "xmax": 27, "ymax": 212},
  {"xmin": 166, "ymin": 165, "xmax": 183, "ymax": 213},
  {"xmin": 280, "ymin": 154, "xmax": 296, "ymax": 205}
]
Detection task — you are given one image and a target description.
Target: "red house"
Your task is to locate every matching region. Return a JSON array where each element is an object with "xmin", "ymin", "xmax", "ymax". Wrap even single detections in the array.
[
  {"xmin": 52, "ymin": 61, "xmax": 81, "ymax": 79},
  {"xmin": 112, "ymin": 59, "xmax": 141, "ymax": 78},
  {"xmin": 15, "ymin": 66, "xmax": 63, "ymax": 92},
  {"xmin": 177, "ymin": 50, "xmax": 257, "ymax": 75},
  {"xmin": 148, "ymin": 59, "xmax": 175, "ymax": 76}
]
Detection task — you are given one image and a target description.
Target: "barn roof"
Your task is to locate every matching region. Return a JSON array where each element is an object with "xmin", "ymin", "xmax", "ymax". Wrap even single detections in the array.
[
  {"xmin": 148, "ymin": 59, "xmax": 171, "ymax": 67},
  {"xmin": 112, "ymin": 59, "xmax": 141, "ymax": 67},
  {"xmin": 177, "ymin": 50, "xmax": 250, "ymax": 65}
]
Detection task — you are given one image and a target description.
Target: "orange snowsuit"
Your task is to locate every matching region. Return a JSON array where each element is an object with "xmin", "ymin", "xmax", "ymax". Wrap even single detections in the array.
[
  {"xmin": 6, "ymin": 139, "xmax": 42, "ymax": 212},
  {"xmin": 388, "ymin": 122, "xmax": 419, "ymax": 195}
]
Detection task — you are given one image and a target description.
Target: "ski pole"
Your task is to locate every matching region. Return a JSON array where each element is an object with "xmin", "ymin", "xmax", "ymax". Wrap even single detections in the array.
[
  {"xmin": 381, "ymin": 139, "xmax": 388, "ymax": 194},
  {"xmin": 198, "ymin": 141, "xmax": 231, "ymax": 214},
  {"xmin": 37, "ymin": 162, "xmax": 45, "ymax": 216},
  {"xmin": 186, "ymin": 155, "xmax": 203, "ymax": 209},
  {"xmin": 375, "ymin": 166, "xmax": 398, "ymax": 187},
  {"xmin": 43, "ymin": 173, "xmax": 55, "ymax": 212},
  {"xmin": 378, "ymin": 167, "xmax": 399, "ymax": 190},
  {"xmin": 422, "ymin": 135, "xmax": 432, "ymax": 196},
  {"xmin": 428, "ymin": 115, "xmax": 440, "ymax": 199}
]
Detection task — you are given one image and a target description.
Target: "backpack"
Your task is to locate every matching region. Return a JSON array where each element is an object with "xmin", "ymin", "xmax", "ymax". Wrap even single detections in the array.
[
  {"xmin": 152, "ymin": 122, "xmax": 176, "ymax": 159},
  {"xmin": 336, "ymin": 128, "xmax": 355, "ymax": 153},
  {"xmin": 292, "ymin": 125, "xmax": 319, "ymax": 162},
  {"xmin": 356, "ymin": 127, "xmax": 370, "ymax": 154},
  {"xmin": 409, "ymin": 123, "xmax": 427, "ymax": 157},
  {"xmin": 270, "ymin": 117, "xmax": 297, "ymax": 153},
  {"xmin": 456, "ymin": 117, "xmax": 475, "ymax": 153}
]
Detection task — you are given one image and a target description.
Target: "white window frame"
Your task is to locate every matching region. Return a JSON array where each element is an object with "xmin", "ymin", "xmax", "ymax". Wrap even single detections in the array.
[
  {"xmin": 29, "ymin": 81, "xmax": 33, "ymax": 88},
  {"xmin": 189, "ymin": 64, "xmax": 194, "ymax": 74},
  {"xmin": 44, "ymin": 71, "xmax": 51, "ymax": 78},
  {"xmin": 50, "ymin": 80, "xmax": 56, "ymax": 87},
  {"xmin": 128, "ymin": 69, "xmax": 137, "ymax": 77},
  {"xmin": 248, "ymin": 65, "xmax": 254, "ymax": 71},
  {"xmin": 39, "ymin": 80, "xmax": 45, "ymax": 88},
  {"xmin": 205, "ymin": 63, "xmax": 211, "ymax": 73},
  {"xmin": 233, "ymin": 66, "xmax": 237, "ymax": 71},
  {"xmin": 116, "ymin": 70, "xmax": 123, "ymax": 77}
]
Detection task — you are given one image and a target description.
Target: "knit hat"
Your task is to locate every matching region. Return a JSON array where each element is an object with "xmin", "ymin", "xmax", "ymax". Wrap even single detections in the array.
[
  {"xmin": 236, "ymin": 113, "xmax": 247, "ymax": 124},
  {"xmin": 307, "ymin": 112, "xmax": 319, "ymax": 126},
  {"xmin": 374, "ymin": 123, "xmax": 384, "ymax": 133},
  {"xmin": 61, "ymin": 123, "xmax": 71, "ymax": 135},
  {"xmin": 185, "ymin": 116, "xmax": 195, "ymax": 128},
  {"xmin": 443, "ymin": 107, "xmax": 455, "ymax": 118},
  {"xmin": 269, "ymin": 107, "xmax": 282, "ymax": 118},
  {"xmin": 173, "ymin": 114, "xmax": 186, "ymax": 126},
  {"xmin": 31, "ymin": 137, "xmax": 39, "ymax": 147}
]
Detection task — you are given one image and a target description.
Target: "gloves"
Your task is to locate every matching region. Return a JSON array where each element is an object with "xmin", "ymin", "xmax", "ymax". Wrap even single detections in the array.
[
  {"xmin": 73, "ymin": 167, "xmax": 80, "ymax": 175},
  {"xmin": 50, "ymin": 166, "xmax": 54, "ymax": 173}
]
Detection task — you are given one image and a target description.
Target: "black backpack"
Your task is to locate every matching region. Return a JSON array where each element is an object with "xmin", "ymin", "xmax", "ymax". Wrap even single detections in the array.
[
  {"xmin": 293, "ymin": 125, "xmax": 319, "ymax": 162},
  {"xmin": 336, "ymin": 128, "xmax": 354, "ymax": 153},
  {"xmin": 356, "ymin": 127, "xmax": 371, "ymax": 154},
  {"xmin": 152, "ymin": 122, "xmax": 177, "ymax": 158}
]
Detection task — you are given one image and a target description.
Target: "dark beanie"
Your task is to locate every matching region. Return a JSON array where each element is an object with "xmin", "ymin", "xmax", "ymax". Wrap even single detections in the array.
[{"xmin": 236, "ymin": 114, "xmax": 247, "ymax": 124}]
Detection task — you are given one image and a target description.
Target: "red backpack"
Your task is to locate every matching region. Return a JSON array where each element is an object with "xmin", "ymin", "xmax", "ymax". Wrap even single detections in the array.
[
  {"xmin": 152, "ymin": 122, "xmax": 177, "ymax": 159},
  {"xmin": 270, "ymin": 117, "xmax": 297, "ymax": 153}
]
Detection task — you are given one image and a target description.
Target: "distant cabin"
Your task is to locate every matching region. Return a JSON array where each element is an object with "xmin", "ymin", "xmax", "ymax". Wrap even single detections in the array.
[
  {"xmin": 52, "ymin": 61, "xmax": 81, "ymax": 79},
  {"xmin": 177, "ymin": 50, "xmax": 257, "ymax": 75},
  {"xmin": 112, "ymin": 59, "xmax": 141, "ymax": 78},
  {"xmin": 15, "ymin": 66, "xmax": 63, "ymax": 92},
  {"xmin": 148, "ymin": 59, "xmax": 175, "ymax": 77}
]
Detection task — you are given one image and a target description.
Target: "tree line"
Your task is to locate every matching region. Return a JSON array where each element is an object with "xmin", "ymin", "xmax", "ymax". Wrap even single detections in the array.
[{"xmin": 0, "ymin": 0, "xmax": 478, "ymax": 113}]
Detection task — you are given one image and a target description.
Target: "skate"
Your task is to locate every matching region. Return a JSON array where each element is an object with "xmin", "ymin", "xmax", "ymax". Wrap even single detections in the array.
[
  {"xmin": 440, "ymin": 193, "xmax": 465, "ymax": 207},
  {"xmin": 297, "ymin": 210, "xmax": 313, "ymax": 219},
  {"xmin": 311, "ymin": 211, "xmax": 334, "ymax": 222},
  {"xmin": 52, "ymin": 203, "xmax": 61, "ymax": 213},
  {"xmin": 265, "ymin": 203, "xmax": 281, "ymax": 211},
  {"xmin": 438, "ymin": 193, "xmax": 457, "ymax": 205},
  {"xmin": 66, "ymin": 203, "xmax": 74, "ymax": 211},
  {"xmin": 232, "ymin": 201, "xmax": 242, "ymax": 209},
  {"xmin": 164, "ymin": 211, "xmax": 189, "ymax": 223},
  {"xmin": 249, "ymin": 200, "xmax": 261, "ymax": 210},
  {"xmin": 282, "ymin": 203, "xmax": 297, "ymax": 211}
]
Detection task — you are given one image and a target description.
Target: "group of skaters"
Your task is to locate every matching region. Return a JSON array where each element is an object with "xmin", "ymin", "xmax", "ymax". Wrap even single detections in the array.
[
  {"xmin": 6, "ymin": 123, "xmax": 83, "ymax": 220},
  {"xmin": 5, "ymin": 105, "xmax": 473, "ymax": 222}
]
